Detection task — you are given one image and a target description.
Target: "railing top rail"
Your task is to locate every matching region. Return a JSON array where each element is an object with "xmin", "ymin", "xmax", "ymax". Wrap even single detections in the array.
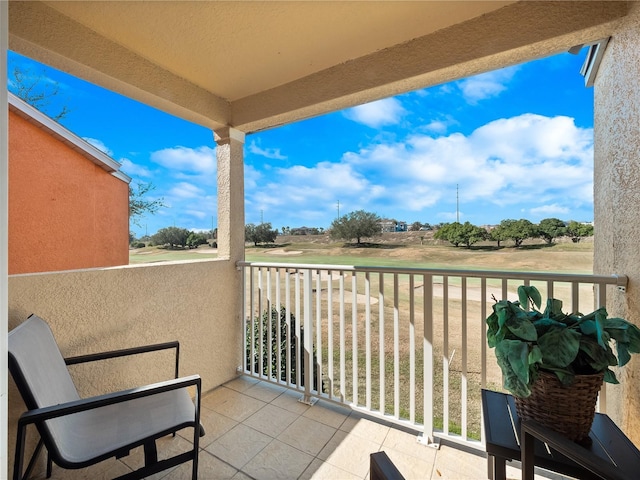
[{"xmin": 237, "ymin": 261, "xmax": 627, "ymax": 288}]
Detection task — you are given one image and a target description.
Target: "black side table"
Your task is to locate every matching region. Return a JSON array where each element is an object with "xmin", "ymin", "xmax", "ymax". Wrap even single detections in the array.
[{"xmin": 481, "ymin": 389, "xmax": 640, "ymax": 480}]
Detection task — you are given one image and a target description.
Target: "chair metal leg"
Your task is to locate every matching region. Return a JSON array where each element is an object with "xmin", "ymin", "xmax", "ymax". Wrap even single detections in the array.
[
  {"xmin": 14, "ymin": 423, "xmax": 27, "ymax": 480},
  {"xmin": 47, "ymin": 451, "xmax": 53, "ymax": 478},
  {"xmin": 143, "ymin": 440, "xmax": 158, "ymax": 467},
  {"xmin": 21, "ymin": 438, "xmax": 45, "ymax": 480}
]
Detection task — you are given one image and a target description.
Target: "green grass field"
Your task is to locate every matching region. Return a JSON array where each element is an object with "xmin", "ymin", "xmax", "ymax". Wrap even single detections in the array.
[{"xmin": 130, "ymin": 236, "xmax": 594, "ymax": 273}]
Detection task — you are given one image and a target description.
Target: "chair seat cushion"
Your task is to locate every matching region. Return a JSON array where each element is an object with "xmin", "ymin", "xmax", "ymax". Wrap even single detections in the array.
[{"xmin": 48, "ymin": 388, "xmax": 196, "ymax": 465}]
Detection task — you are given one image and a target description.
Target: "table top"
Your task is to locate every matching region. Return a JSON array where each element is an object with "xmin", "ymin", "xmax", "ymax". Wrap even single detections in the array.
[{"xmin": 481, "ymin": 389, "xmax": 640, "ymax": 480}]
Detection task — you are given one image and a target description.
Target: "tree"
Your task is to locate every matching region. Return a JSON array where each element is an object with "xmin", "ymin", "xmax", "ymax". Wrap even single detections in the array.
[
  {"xmin": 566, "ymin": 221, "xmax": 594, "ymax": 243},
  {"xmin": 434, "ymin": 222, "xmax": 462, "ymax": 246},
  {"xmin": 410, "ymin": 221, "xmax": 423, "ymax": 231},
  {"xmin": 186, "ymin": 232, "xmax": 208, "ymax": 248},
  {"xmin": 9, "ymin": 65, "xmax": 71, "ymax": 121},
  {"xmin": 538, "ymin": 218, "xmax": 567, "ymax": 244},
  {"xmin": 489, "ymin": 225, "xmax": 509, "ymax": 247},
  {"xmin": 434, "ymin": 221, "xmax": 487, "ymax": 248},
  {"xmin": 498, "ymin": 219, "xmax": 538, "ymax": 247},
  {"xmin": 245, "ymin": 222, "xmax": 278, "ymax": 246},
  {"xmin": 329, "ymin": 210, "xmax": 381, "ymax": 244},
  {"xmin": 151, "ymin": 226, "xmax": 191, "ymax": 248},
  {"xmin": 129, "ymin": 182, "xmax": 166, "ymax": 228}
]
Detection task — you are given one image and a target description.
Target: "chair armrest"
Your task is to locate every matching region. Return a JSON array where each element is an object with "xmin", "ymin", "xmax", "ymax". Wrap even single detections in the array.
[
  {"xmin": 521, "ymin": 419, "xmax": 634, "ymax": 480},
  {"xmin": 18, "ymin": 374, "xmax": 200, "ymax": 428},
  {"xmin": 65, "ymin": 341, "xmax": 180, "ymax": 379}
]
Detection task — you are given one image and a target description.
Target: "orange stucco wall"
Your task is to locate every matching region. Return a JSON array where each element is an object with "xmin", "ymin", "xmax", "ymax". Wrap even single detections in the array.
[{"xmin": 9, "ymin": 110, "xmax": 129, "ymax": 274}]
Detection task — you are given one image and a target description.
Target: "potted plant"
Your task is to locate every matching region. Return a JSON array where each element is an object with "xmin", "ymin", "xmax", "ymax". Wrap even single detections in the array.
[{"xmin": 486, "ymin": 285, "xmax": 640, "ymax": 444}]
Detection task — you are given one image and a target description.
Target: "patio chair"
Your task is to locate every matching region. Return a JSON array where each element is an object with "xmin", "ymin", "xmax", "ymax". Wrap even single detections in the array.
[{"xmin": 8, "ymin": 314, "xmax": 203, "ymax": 480}]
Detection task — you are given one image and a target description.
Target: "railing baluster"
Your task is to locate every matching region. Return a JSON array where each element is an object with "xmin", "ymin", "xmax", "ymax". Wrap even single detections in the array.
[
  {"xmin": 352, "ymin": 271, "xmax": 358, "ymax": 406},
  {"xmin": 480, "ymin": 277, "xmax": 487, "ymax": 390},
  {"xmin": 393, "ymin": 273, "xmax": 400, "ymax": 418},
  {"xmin": 379, "ymin": 272, "xmax": 385, "ymax": 415},
  {"xmin": 258, "ymin": 267, "xmax": 264, "ymax": 378},
  {"xmin": 295, "ymin": 271, "xmax": 301, "ymax": 389},
  {"xmin": 328, "ymin": 269, "xmax": 334, "ymax": 399},
  {"xmin": 267, "ymin": 267, "xmax": 272, "ymax": 380},
  {"xmin": 409, "ymin": 274, "xmax": 415, "ymax": 423},
  {"xmin": 316, "ymin": 269, "xmax": 322, "ymax": 395},
  {"xmin": 461, "ymin": 276, "xmax": 468, "ymax": 440},
  {"xmin": 285, "ymin": 269, "xmax": 292, "ymax": 386},
  {"xmin": 422, "ymin": 274, "xmax": 434, "ymax": 444},
  {"xmin": 340, "ymin": 271, "xmax": 346, "ymax": 402},
  {"xmin": 365, "ymin": 272, "xmax": 371, "ymax": 409},
  {"xmin": 302, "ymin": 268, "xmax": 313, "ymax": 403},
  {"xmin": 443, "ymin": 275, "xmax": 449, "ymax": 436},
  {"xmin": 275, "ymin": 267, "xmax": 281, "ymax": 383}
]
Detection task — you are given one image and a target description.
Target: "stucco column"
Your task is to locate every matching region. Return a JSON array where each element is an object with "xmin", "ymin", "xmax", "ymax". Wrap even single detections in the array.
[
  {"xmin": 593, "ymin": 3, "xmax": 640, "ymax": 443},
  {"xmin": 214, "ymin": 127, "xmax": 246, "ymax": 262},
  {"xmin": 1, "ymin": 0, "xmax": 9, "ymax": 475}
]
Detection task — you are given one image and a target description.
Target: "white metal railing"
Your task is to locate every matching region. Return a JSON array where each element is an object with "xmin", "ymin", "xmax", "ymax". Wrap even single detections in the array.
[{"xmin": 238, "ymin": 261, "xmax": 627, "ymax": 449}]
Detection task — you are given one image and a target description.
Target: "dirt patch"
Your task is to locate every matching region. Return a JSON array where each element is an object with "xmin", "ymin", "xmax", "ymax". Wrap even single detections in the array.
[{"xmin": 267, "ymin": 249, "xmax": 303, "ymax": 256}]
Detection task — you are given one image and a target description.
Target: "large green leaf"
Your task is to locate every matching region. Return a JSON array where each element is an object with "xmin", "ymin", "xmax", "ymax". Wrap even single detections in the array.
[
  {"xmin": 494, "ymin": 302, "xmax": 509, "ymax": 328},
  {"xmin": 517, "ymin": 285, "xmax": 541, "ymax": 310},
  {"xmin": 543, "ymin": 298, "xmax": 564, "ymax": 318},
  {"xmin": 595, "ymin": 310, "xmax": 608, "ymax": 348},
  {"xmin": 495, "ymin": 339, "xmax": 532, "ymax": 397},
  {"xmin": 579, "ymin": 319, "xmax": 597, "ymax": 336},
  {"xmin": 505, "ymin": 315, "xmax": 537, "ymax": 341},
  {"xmin": 528, "ymin": 345, "xmax": 542, "ymax": 365},
  {"xmin": 486, "ymin": 311, "xmax": 499, "ymax": 348},
  {"xmin": 604, "ymin": 368, "xmax": 619, "ymax": 384},
  {"xmin": 538, "ymin": 327, "xmax": 581, "ymax": 367},
  {"xmin": 617, "ymin": 342, "xmax": 632, "ymax": 367},
  {"xmin": 533, "ymin": 317, "xmax": 566, "ymax": 336},
  {"xmin": 579, "ymin": 336, "xmax": 617, "ymax": 371},
  {"xmin": 625, "ymin": 322, "xmax": 640, "ymax": 353}
]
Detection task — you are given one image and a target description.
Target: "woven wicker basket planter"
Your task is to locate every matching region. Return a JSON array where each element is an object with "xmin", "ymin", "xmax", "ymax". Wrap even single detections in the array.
[{"xmin": 514, "ymin": 370, "xmax": 604, "ymax": 443}]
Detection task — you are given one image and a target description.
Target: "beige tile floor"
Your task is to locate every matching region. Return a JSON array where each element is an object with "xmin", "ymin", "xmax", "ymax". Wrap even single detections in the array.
[{"xmin": 31, "ymin": 377, "xmax": 571, "ymax": 480}]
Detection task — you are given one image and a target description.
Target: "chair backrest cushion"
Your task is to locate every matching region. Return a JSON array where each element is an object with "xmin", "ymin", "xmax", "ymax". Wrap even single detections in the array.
[{"xmin": 8, "ymin": 314, "xmax": 80, "ymax": 409}]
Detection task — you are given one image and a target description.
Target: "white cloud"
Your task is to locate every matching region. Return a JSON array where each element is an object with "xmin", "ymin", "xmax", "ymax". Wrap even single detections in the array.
[
  {"xmin": 168, "ymin": 182, "xmax": 205, "ymax": 199},
  {"xmin": 120, "ymin": 158, "xmax": 152, "ymax": 177},
  {"xmin": 423, "ymin": 120, "xmax": 449, "ymax": 134},
  {"xmin": 343, "ymin": 97, "xmax": 406, "ymax": 128},
  {"xmin": 529, "ymin": 204, "xmax": 571, "ymax": 217},
  {"xmin": 151, "ymin": 146, "xmax": 216, "ymax": 175},
  {"xmin": 457, "ymin": 66, "xmax": 519, "ymax": 104},
  {"xmin": 83, "ymin": 137, "xmax": 113, "ymax": 156},
  {"xmin": 248, "ymin": 141, "xmax": 287, "ymax": 160}
]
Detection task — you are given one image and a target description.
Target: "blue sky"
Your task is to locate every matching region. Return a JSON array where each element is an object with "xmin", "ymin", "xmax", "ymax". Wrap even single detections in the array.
[{"xmin": 8, "ymin": 49, "xmax": 594, "ymax": 238}]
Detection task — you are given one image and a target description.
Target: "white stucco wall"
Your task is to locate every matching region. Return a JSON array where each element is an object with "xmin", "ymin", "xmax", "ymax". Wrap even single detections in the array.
[
  {"xmin": 7, "ymin": 259, "xmax": 242, "ymax": 472},
  {"xmin": 593, "ymin": 1, "xmax": 640, "ymax": 443}
]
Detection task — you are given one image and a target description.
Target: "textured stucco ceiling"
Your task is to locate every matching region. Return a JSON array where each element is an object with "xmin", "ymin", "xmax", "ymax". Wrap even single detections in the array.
[{"xmin": 8, "ymin": 1, "xmax": 631, "ymax": 133}]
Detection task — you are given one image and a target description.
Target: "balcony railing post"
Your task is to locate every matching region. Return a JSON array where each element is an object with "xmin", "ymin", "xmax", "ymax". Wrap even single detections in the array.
[{"xmin": 300, "ymin": 269, "xmax": 317, "ymax": 405}]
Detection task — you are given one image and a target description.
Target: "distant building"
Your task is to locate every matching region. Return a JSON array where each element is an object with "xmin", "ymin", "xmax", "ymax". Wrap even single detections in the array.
[
  {"xmin": 379, "ymin": 219, "xmax": 407, "ymax": 233},
  {"xmin": 9, "ymin": 93, "xmax": 131, "ymax": 274}
]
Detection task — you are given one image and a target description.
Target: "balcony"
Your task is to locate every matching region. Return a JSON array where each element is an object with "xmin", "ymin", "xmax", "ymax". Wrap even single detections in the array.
[{"xmin": 7, "ymin": 260, "xmax": 624, "ymax": 478}]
